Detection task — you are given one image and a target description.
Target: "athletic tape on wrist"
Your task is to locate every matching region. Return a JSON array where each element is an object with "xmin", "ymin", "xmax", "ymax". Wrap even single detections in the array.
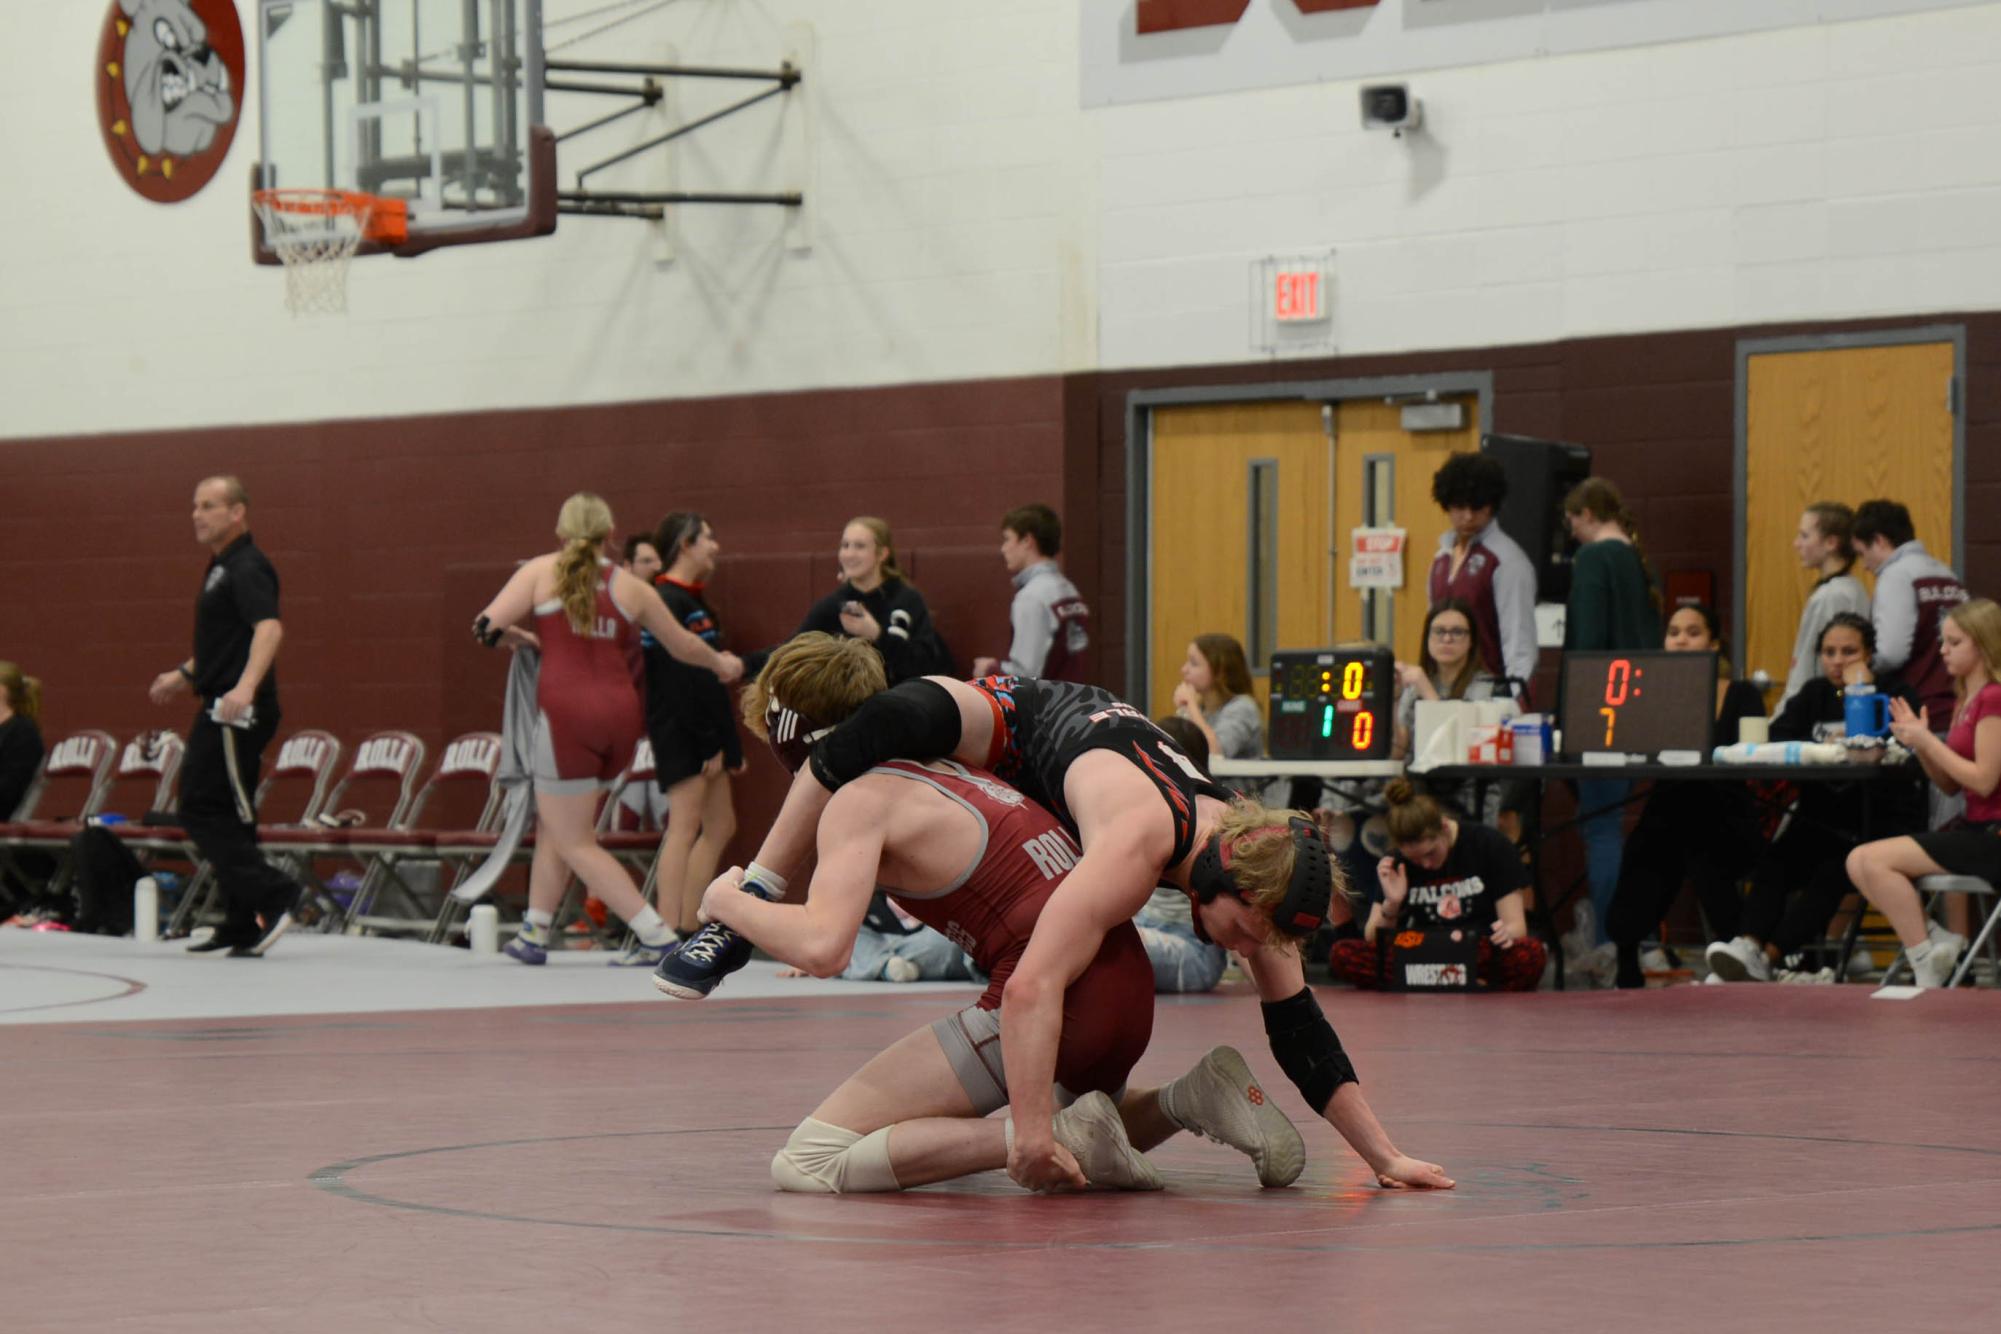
[{"xmin": 744, "ymin": 861, "xmax": 788, "ymax": 900}]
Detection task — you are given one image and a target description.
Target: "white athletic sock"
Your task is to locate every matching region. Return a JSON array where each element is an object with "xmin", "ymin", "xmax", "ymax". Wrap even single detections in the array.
[
  {"xmin": 521, "ymin": 908, "xmax": 554, "ymax": 942},
  {"xmin": 630, "ymin": 906, "xmax": 675, "ymax": 947},
  {"xmin": 1908, "ymin": 940, "xmax": 1935, "ymax": 963}
]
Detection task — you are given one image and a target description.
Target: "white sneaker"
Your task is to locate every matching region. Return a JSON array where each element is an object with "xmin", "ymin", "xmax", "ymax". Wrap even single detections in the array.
[
  {"xmin": 1926, "ymin": 925, "xmax": 1968, "ymax": 983},
  {"xmin": 1704, "ymin": 936, "xmax": 1772, "ymax": 983},
  {"xmin": 1159, "ymin": 1046, "xmax": 1306, "ymax": 1188},
  {"xmin": 1565, "ymin": 941, "xmax": 1617, "ymax": 989},
  {"xmin": 1638, "ymin": 947, "xmax": 1673, "ymax": 973},
  {"xmin": 1910, "ymin": 944, "xmax": 1959, "ymax": 990},
  {"xmin": 1845, "ymin": 948, "xmax": 1877, "ymax": 981},
  {"xmin": 882, "ymin": 956, "xmax": 921, "ymax": 983},
  {"xmin": 1775, "ymin": 966, "xmax": 1836, "ymax": 985},
  {"xmin": 1049, "ymin": 1091, "xmax": 1162, "ymax": 1191}
]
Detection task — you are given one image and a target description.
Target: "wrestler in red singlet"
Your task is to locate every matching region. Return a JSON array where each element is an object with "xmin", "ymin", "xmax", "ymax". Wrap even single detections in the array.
[
  {"xmin": 531, "ymin": 564, "xmax": 644, "ymax": 793},
  {"xmin": 869, "ymin": 758, "xmax": 1153, "ymax": 1104}
]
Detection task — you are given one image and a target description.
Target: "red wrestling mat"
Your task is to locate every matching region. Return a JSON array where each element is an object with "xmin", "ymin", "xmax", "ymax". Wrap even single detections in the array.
[{"xmin": 5, "ymin": 986, "xmax": 1999, "ymax": 1331}]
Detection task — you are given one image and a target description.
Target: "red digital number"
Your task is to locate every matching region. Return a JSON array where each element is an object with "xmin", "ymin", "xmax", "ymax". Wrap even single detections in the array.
[
  {"xmin": 1604, "ymin": 658, "xmax": 1631, "ymax": 708},
  {"xmin": 1350, "ymin": 711, "xmax": 1374, "ymax": 752}
]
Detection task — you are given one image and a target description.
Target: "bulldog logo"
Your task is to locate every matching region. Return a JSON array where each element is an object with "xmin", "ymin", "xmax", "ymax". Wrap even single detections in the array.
[{"xmin": 95, "ymin": 0, "xmax": 245, "ymax": 203}]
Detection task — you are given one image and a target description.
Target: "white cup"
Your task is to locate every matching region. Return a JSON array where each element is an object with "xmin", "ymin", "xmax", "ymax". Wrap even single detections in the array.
[
  {"xmin": 1738, "ymin": 716, "xmax": 1770, "ymax": 746},
  {"xmin": 469, "ymin": 904, "xmax": 500, "ymax": 955}
]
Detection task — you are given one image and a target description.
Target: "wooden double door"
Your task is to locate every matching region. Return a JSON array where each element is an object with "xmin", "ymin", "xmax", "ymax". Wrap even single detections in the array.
[{"xmin": 1145, "ymin": 394, "xmax": 1480, "ymax": 714}]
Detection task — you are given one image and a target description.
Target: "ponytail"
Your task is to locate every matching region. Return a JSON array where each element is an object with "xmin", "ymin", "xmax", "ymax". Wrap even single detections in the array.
[
  {"xmin": 1565, "ymin": 476, "xmax": 1661, "ymax": 617},
  {"xmin": 1382, "ymin": 778, "xmax": 1445, "ymax": 846},
  {"xmin": 0, "ymin": 662, "xmax": 39, "ymax": 723},
  {"xmin": 553, "ymin": 493, "xmax": 615, "ymax": 635}
]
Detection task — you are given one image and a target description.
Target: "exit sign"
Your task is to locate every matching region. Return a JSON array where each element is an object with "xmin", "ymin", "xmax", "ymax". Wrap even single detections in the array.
[{"xmin": 1272, "ymin": 268, "xmax": 1327, "ymax": 323}]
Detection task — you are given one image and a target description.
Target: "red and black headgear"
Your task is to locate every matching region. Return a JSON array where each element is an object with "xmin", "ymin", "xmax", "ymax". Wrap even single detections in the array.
[{"xmin": 1189, "ymin": 816, "xmax": 1333, "ymax": 938}]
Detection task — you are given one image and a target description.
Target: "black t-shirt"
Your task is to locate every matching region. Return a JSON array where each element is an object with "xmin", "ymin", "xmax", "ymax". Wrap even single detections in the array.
[
  {"xmin": 642, "ymin": 576, "xmax": 743, "ymax": 767},
  {"xmin": 1391, "ymin": 822, "xmax": 1527, "ymax": 933},
  {"xmin": 0, "ymin": 713, "xmax": 46, "ymax": 819},
  {"xmin": 192, "ymin": 533, "xmax": 281, "ymax": 706}
]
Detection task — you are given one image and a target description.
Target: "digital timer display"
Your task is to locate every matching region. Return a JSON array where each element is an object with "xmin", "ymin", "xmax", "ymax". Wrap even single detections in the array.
[
  {"xmin": 1557, "ymin": 650, "xmax": 1719, "ymax": 758},
  {"xmin": 1268, "ymin": 645, "xmax": 1396, "ymax": 761}
]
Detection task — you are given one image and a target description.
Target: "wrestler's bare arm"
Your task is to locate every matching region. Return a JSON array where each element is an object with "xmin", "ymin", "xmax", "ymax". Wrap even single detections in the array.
[
  {"xmin": 476, "ymin": 555, "xmax": 552, "ymax": 630},
  {"xmin": 1246, "ymin": 947, "xmax": 1454, "ymax": 1191},
  {"xmin": 748, "ymin": 675, "xmax": 1002, "ymax": 885},
  {"xmin": 1001, "ymin": 779, "xmax": 1174, "ymax": 1188},
  {"xmin": 704, "ymin": 786, "xmax": 886, "ymax": 976},
  {"xmin": 615, "ymin": 566, "xmax": 741, "ymax": 681}
]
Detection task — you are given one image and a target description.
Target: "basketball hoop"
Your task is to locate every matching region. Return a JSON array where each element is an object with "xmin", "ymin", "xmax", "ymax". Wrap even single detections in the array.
[{"xmin": 252, "ymin": 189, "xmax": 409, "ymax": 316}]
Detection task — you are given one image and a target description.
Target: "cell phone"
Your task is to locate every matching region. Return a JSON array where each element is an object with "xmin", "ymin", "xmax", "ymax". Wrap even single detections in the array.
[
  {"xmin": 207, "ymin": 699, "xmax": 255, "ymax": 730},
  {"xmin": 843, "ymin": 600, "xmax": 863, "ymax": 615}
]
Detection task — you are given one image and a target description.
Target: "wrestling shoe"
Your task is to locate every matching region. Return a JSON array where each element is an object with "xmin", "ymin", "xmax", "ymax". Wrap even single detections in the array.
[
  {"xmin": 608, "ymin": 936, "xmax": 675, "ymax": 967},
  {"xmin": 504, "ymin": 928, "xmax": 549, "ymax": 966},
  {"xmin": 1051, "ymin": 1091, "xmax": 1162, "ymax": 1191},
  {"xmin": 1704, "ymin": 936, "xmax": 1772, "ymax": 983},
  {"xmin": 1158, "ymin": 1045, "xmax": 1306, "ymax": 1188},
  {"xmin": 186, "ymin": 927, "xmax": 256, "ymax": 956},
  {"xmin": 652, "ymin": 922, "xmax": 754, "ymax": 999}
]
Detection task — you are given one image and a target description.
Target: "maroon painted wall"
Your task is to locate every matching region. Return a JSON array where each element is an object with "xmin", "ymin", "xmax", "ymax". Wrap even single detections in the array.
[
  {"xmin": 0, "ymin": 377, "xmax": 1071, "ymax": 858},
  {"xmin": 1079, "ymin": 311, "xmax": 2001, "ymax": 683},
  {"xmin": 5, "ymin": 309, "xmax": 1998, "ymax": 870}
]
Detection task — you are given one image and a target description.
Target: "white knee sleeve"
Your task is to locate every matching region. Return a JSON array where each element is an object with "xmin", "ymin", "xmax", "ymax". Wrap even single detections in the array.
[{"xmin": 770, "ymin": 1118, "xmax": 902, "ymax": 1194}]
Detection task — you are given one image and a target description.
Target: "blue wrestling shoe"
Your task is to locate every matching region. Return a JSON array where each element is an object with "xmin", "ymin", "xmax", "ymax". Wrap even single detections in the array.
[{"xmin": 651, "ymin": 922, "xmax": 753, "ymax": 998}]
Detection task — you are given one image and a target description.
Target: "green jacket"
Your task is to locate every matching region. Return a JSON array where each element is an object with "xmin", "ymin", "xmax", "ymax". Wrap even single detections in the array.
[{"xmin": 1565, "ymin": 539, "xmax": 1659, "ymax": 651}]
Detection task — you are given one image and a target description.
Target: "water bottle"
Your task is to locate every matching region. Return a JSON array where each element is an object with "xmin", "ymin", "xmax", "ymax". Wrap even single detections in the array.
[
  {"xmin": 133, "ymin": 876, "xmax": 159, "ymax": 943},
  {"xmin": 469, "ymin": 904, "xmax": 500, "ymax": 955}
]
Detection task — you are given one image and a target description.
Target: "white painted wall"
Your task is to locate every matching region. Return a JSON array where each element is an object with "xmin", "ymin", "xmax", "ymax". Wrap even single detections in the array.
[
  {"xmin": 1096, "ymin": 1, "xmax": 2001, "ymax": 367},
  {"xmin": 9, "ymin": 2, "xmax": 2001, "ymax": 436},
  {"xmin": 2, "ymin": 1, "xmax": 1097, "ymax": 439}
]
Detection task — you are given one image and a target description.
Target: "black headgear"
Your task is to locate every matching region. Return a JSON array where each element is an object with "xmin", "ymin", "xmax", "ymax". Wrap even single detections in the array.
[
  {"xmin": 764, "ymin": 698, "xmax": 834, "ymax": 774},
  {"xmin": 1189, "ymin": 816, "xmax": 1333, "ymax": 937}
]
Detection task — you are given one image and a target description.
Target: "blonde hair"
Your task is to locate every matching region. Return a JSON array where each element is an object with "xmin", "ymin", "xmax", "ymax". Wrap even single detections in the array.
[
  {"xmin": 1382, "ymin": 778, "xmax": 1448, "ymax": 847},
  {"xmin": 846, "ymin": 516, "xmax": 906, "ymax": 584},
  {"xmin": 1946, "ymin": 599, "xmax": 2001, "ymax": 704},
  {"xmin": 1210, "ymin": 797, "xmax": 1347, "ymax": 946},
  {"xmin": 743, "ymin": 632, "xmax": 889, "ymax": 737},
  {"xmin": 0, "ymin": 662, "xmax": 40, "ymax": 723},
  {"xmin": 553, "ymin": 493, "xmax": 615, "ymax": 635}
]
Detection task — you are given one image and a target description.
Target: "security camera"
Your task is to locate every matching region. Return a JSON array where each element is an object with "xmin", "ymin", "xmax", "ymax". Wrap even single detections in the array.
[{"xmin": 1360, "ymin": 84, "xmax": 1422, "ymax": 136}]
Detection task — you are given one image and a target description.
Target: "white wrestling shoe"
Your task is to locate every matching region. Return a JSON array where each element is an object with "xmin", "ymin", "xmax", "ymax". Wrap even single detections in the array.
[
  {"xmin": 1159, "ymin": 1046, "xmax": 1306, "ymax": 1188},
  {"xmin": 1051, "ymin": 1091, "xmax": 1163, "ymax": 1191}
]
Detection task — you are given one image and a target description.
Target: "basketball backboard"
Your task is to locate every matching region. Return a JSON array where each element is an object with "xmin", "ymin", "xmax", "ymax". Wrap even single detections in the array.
[{"xmin": 253, "ymin": 0, "xmax": 555, "ymax": 261}]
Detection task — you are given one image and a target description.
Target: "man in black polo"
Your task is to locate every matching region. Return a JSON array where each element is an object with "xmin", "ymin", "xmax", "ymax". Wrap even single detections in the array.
[{"xmin": 148, "ymin": 475, "xmax": 301, "ymax": 956}]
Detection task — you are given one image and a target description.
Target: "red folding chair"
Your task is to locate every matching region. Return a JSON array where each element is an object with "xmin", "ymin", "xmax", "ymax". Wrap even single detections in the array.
[
  {"xmin": 0, "ymin": 731, "xmax": 118, "ymax": 908},
  {"xmin": 340, "ymin": 732, "xmax": 506, "ymax": 935},
  {"xmin": 260, "ymin": 731, "xmax": 427, "ymax": 931}
]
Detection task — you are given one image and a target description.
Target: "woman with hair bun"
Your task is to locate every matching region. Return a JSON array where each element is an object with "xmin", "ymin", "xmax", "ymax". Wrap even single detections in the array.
[
  {"xmin": 1326, "ymin": 778, "xmax": 1545, "ymax": 992},
  {"xmin": 473, "ymin": 493, "xmax": 744, "ymax": 966}
]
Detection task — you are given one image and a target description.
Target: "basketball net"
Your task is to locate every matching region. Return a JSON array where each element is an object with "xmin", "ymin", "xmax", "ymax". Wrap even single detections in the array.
[{"xmin": 253, "ymin": 190, "xmax": 406, "ymax": 316}]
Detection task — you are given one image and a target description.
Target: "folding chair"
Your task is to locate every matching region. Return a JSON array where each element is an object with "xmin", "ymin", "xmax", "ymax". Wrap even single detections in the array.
[
  {"xmin": 260, "ymin": 731, "xmax": 427, "ymax": 931},
  {"xmin": 0, "ymin": 730, "xmax": 118, "ymax": 908},
  {"xmin": 1876, "ymin": 874, "xmax": 2001, "ymax": 988},
  {"xmin": 339, "ymin": 732, "xmax": 505, "ymax": 935}
]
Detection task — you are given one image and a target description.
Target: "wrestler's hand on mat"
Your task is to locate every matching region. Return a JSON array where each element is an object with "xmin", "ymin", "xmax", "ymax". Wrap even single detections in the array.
[
  {"xmin": 1009, "ymin": 1135, "xmax": 1088, "ymax": 1193},
  {"xmin": 1376, "ymin": 1155, "xmax": 1455, "ymax": 1190},
  {"xmin": 698, "ymin": 867, "xmax": 746, "ymax": 924}
]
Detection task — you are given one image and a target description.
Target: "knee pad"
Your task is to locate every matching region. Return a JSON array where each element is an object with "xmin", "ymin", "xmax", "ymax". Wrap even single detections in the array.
[{"xmin": 769, "ymin": 1118, "xmax": 901, "ymax": 1194}]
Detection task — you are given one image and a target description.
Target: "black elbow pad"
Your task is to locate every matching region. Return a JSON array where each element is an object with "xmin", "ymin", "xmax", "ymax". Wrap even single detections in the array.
[
  {"xmin": 1262, "ymin": 987, "xmax": 1358, "ymax": 1115},
  {"xmin": 807, "ymin": 678, "xmax": 963, "ymax": 792}
]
